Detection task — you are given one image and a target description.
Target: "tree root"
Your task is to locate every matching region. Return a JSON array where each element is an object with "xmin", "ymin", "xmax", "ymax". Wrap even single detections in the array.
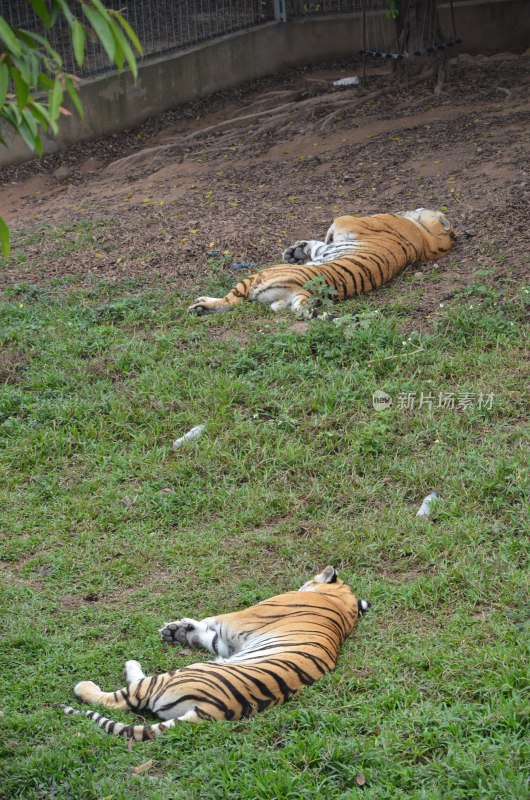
[
  {"xmin": 242, "ymin": 90, "xmax": 300, "ymax": 111},
  {"xmin": 493, "ymin": 85, "xmax": 512, "ymax": 100},
  {"xmin": 108, "ymin": 67, "xmax": 459, "ymax": 175},
  {"xmin": 182, "ymin": 87, "xmax": 360, "ymax": 142}
]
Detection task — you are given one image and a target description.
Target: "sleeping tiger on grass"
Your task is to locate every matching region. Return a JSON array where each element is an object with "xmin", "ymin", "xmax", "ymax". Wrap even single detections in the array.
[
  {"xmin": 188, "ymin": 208, "xmax": 455, "ymax": 316},
  {"xmin": 62, "ymin": 566, "xmax": 369, "ymax": 741}
]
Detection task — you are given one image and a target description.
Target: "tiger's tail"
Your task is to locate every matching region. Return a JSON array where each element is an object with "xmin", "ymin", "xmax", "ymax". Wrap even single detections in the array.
[{"xmin": 61, "ymin": 704, "xmax": 177, "ymax": 741}]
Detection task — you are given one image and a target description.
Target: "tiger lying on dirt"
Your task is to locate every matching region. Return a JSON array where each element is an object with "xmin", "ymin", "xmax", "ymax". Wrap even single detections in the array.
[{"xmin": 188, "ymin": 208, "xmax": 455, "ymax": 316}]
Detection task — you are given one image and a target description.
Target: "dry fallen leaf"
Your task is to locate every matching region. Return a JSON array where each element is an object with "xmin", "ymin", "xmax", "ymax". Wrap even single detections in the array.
[
  {"xmin": 356, "ymin": 772, "xmax": 366, "ymax": 787},
  {"xmin": 133, "ymin": 759, "xmax": 154, "ymax": 774}
]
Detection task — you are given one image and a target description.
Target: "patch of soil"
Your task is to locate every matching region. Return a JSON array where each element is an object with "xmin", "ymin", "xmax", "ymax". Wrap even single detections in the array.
[
  {"xmin": 1, "ymin": 53, "xmax": 529, "ymax": 328},
  {"xmin": 0, "ymin": 346, "xmax": 28, "ymax": 384},
  {"xmin": 0, "ymin": 559, "xmax": 39, "ymax": 589}
]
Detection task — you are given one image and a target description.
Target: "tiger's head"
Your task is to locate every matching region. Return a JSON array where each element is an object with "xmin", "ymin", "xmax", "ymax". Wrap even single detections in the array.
[{"xmin": 401, "ymin": 208, "xmax": 455, "ymax": 260}]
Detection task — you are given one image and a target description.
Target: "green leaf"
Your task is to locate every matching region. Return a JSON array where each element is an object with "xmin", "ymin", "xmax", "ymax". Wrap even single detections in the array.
[
  {"xmin": 28, "ymin": 0, "xmax": 52, "ymax": 27},
  {"xmin": 90, "ymin": 0, "xmax": 113, "ymax": 22},
  {"xmin": 19, "ymin": 29, "xmax": 63, "ymax": 65},
  {"xmin": 1, "ymin": 103, "xmax": 22, "ymax": 129},
  {"xmin": 71, "ymin": 19, "xmax": 86, "ymax": 67},
  {"xmin": 11, "ymin": 52, "xmax": 31, "ymax": 86},
  {"xmin": 37, "ymin": 73, "xmax": 55, "ymax": 92},
  {"xmin": 64, "ymin": 75, "xmax": 84, "ymax": 118},
  {"xmin": 12, "ymin": 44, "xmax": 41, "ymax": 88},
  {"xmin": 82, "ymin": 5, "xmax": 116, "ymax": 62},
  {"xmin": 109, "ymin": 21, "xmax": 137, "ymax": 79},
  {"xmin": 11, "ymin": 67, "xmax": 29, "ymax": 110},
  {"xmin": 33, "ymin": 132, "xmax": 43, "ymax": 155},
  {"xmin": 49, "ymin": 80, "xmax": 63, "ymax": 121},
  {"xmin": 54, "ymin": 0, "xmax": 74, "ymax": 24},
  {"xmin": 113, "ymin": 11, "xmax": 143, "ymax": 56},
  {"xmin": 112, "ymin": 33, "xmax": 124, "ymax": 71},
  {"xmin": 31, "ymin": 99, "xmax": 58, "ymax": 135},
  {"xmin": 0, "ymin": 16, "xmax": 22, "ymax": 56},
  {"xmin": 27, "ymin": 100, "xmax": 50, "ymax": 133},
  {"xmin": 0, "ymin": 216, "xmax": 10, "ymax": 261},
  {"xmin": 29, "ymin": 49, "xmax": 40, "ymax": 87},
  {"xmin": 17, "ymin": 116, "xmax": 38, "ymax": 151},
  {"xmin": 0, "ymin": 62, "xmax": 9, "ymax": 108},
  {"xmin": 21, "ymin": 106, "xmax": 38, "ymax": 137}
]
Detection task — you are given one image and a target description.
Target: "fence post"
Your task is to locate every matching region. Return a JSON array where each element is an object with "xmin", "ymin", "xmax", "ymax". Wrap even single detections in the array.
[{"xmin": 273, "ymin": 0, "xmax": 287, "ymax": 23}]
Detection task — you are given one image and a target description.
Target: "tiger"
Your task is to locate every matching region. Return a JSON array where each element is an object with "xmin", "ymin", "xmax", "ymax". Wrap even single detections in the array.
[
  {"xmin": 61, "ymin": 566, "xmax": 369, "ymax": 741},
  {"xmin": 188, "ymin": 208, "xmax": 454, "ymax": 316}
]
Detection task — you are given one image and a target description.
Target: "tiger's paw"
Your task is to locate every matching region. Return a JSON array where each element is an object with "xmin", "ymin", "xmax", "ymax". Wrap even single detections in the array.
[
  {"xmin": 124, "ymin": 660, "xmax": 145, "ymax": 683},
  {"xmin": 160, "ymin": 618, "xmax": 204, "ymax": 646},
  {"xmin": 188, "ymin": 297, "xmax": 223, "ymax": 315},
  {"xmin": 74, "ymin": 680, "xmax": 102, "ymax": 704},
  {"xmin": 283, "ymin": 242, "xmax": 310, "ymax": 264}
]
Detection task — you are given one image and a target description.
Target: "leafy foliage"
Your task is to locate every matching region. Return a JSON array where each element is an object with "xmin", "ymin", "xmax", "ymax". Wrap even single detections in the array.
[
  {"xmin": 0, "ymin": 1, "xmax": 142, "ymax": 258},
  {"xmin": 302, "ymin": 274, "xmax": 338, "ymax": 314}
]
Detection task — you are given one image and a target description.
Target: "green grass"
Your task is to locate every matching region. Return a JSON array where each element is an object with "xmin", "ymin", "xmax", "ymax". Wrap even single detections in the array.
[{"xmin": 0, "ymin": 261, "xmax": 528, "ymax": 800}]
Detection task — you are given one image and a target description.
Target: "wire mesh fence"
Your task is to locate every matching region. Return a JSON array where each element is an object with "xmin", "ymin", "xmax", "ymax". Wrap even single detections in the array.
[
  {"xmin": 0, "ymin": 1, "xmax": 273, "ymax": 77},
  {"xmin": 0, "ymin": 1, "xmax": 399, "ymax": 78},
  {"xmin": 286, "ymin": 0, "xmax": 388, "ymax": 17}
]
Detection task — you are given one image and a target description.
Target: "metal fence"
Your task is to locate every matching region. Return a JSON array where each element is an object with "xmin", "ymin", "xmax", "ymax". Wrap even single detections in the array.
[
  {"xmin": 0, "ymin": 1, "xmax": 273, "ymax": 77},
  {"xmin": 0, "ymin": 1, "xmax": 391, "ymax": 78},
  {"xmin": 287, "ymin": 0, "xmax": 387, "ymax": 17}
]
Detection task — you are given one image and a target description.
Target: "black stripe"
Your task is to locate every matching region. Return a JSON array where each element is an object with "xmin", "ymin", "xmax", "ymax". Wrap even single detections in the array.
[
  {"xmin": 354, "ymin": 261, "xmax": 377, "ymax": 290},
  {"xmin": 333, "ymin": 263, "xmax": 361, "ymax": 296},
  {"xmin": 268, "ymin": 657, "xmax": 319, "ymax": 685},
  {"xmin": 228, "ymin": 665, "xmax": 280, "ymax": 701},
  {"xmin": 123, "ymin": 690, "xmax": 141, "ymax": 712},
  {"xmin": 206, "ymin": 671, "xmax": 254, "ymax": 718},
  {"xmin": 158, "ymin": 690, "xmax": 230, "ymax": 715},
  {"xmin": 166, "ymin": 670, "xmax": 233, "ymax": 700},
  {"xmin": 246, "ymin": 666, "xmax": 294, "ymax": 703}
]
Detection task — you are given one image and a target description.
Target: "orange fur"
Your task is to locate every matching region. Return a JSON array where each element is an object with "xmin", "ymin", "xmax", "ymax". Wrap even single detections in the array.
[
  {"xmin": 63, "ymin": 567, "xmax": 368, "ymax": 740},
  {"xmin": 188, "ymin": 208, "xmax": 454, "ymax": 316}
]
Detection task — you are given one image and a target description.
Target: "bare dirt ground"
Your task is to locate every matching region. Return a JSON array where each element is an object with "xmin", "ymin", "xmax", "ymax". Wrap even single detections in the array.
[{"xmin": 1, "ymin": 52, "xmax": 529, "ymax": 324}]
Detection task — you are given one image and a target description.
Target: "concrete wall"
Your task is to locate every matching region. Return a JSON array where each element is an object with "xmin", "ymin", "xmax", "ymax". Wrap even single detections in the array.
[{"xmin": 1, "ymin": 0, "xmax": 528, "ymax": 167}]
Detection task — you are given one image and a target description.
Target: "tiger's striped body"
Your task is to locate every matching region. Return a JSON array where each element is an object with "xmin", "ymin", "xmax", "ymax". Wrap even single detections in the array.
[
  {"xmin": 188, "ymin": 208, "xmax": 455, "ymax": 316},
  {"xmin": 63, "ymin": 567, "xmax": 368, "ymax": 741}
]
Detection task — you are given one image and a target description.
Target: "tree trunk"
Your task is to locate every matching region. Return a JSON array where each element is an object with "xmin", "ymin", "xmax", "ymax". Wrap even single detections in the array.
[
  {"xmin": 395, "ymin": 0, "xmax": 445, "ymax": 55},
  {"xmin": 393, "ymin": 0, "xmax": 448, "ymax": 85}
]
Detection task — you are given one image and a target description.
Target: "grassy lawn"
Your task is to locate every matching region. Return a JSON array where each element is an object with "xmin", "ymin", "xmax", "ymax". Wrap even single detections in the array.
[{"xmin": 0, "ymin": 248, "xmax": 528, "ymax": 799}]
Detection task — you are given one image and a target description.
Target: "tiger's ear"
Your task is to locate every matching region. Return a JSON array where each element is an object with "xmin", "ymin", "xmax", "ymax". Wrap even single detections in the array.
[{"xmin": 315, "ymin": 566, "xmax": 338, "ymax": 583}]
